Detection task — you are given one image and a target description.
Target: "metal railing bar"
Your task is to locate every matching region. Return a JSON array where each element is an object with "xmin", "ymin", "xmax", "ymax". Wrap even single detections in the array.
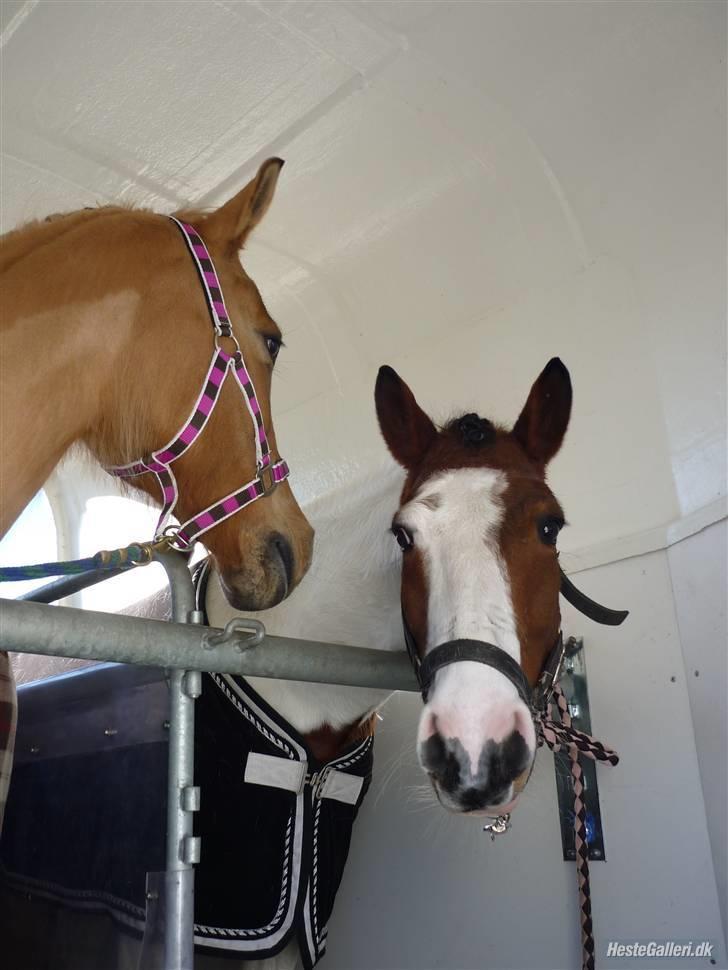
[{"xmin": 0, "ymin": 597, "xmax": 419, "ymax": 692}]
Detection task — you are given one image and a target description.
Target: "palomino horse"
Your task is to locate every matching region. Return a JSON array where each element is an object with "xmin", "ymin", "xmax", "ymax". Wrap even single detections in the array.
[
  {"xmin": 193, "ymin": 357, "xmax": 578, "ymax": 968},
  {"xmin": 0, "ymin": 158, "xmax": 315, "ymax": 826}
]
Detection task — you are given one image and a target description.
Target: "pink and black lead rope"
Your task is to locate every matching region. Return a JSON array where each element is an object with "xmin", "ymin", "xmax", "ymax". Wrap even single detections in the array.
[
  {"xmin": 537, "ymin": 684, "xmax": 619, "ymax": 970},
  {"xmin": 106, "ymin": 218, "xmax": 289, "ymax": 550}
]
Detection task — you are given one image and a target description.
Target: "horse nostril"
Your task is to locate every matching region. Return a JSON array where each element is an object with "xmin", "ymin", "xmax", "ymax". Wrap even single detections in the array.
[
  {"xmin": 476, "ymin": 731, "xmax": 532, "ymax": 799},
  {"xmin": 268, "ymin": 532, "xmax": 294, "ymax": 587},
  {"xmin": 420, "ymin": 733, "xmax": 462, "ymax": 792}
]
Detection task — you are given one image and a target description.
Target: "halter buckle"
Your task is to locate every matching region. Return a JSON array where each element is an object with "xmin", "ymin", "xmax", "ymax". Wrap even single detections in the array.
[{"xmin": 257, "ymin": 464, "xmax": 277, "ymax": 496}]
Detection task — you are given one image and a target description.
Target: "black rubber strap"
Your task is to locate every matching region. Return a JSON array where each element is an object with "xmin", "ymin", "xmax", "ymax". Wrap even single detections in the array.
[
  {"xmin": 559, "ymin": 568, "xmax": 629, "ymax": 626},
  {"xmin": 418, "ymin": 639, "xmax": 531, "ymax": 705},
  {"xmin": 192, "ymin": 556, "xmax": 212, "ymax": 621}
]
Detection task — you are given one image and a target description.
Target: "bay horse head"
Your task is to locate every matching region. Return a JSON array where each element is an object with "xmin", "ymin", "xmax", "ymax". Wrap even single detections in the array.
[
  {"xmin": 1, "ymin": 159, "xmax": 313, "ymax": 610},
  {"xmin": 375, "ymin": 358, "xmax": 573, "ymax": 815}
]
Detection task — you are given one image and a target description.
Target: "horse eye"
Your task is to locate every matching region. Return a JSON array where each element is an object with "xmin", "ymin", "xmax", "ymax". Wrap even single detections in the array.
[
  {"xmin": 392, "ymin": 526, "xmax": 414, "ymax": 552},
  {"xmin": 538, "ymin": 516, "xmax": 563, "ymax": 546},
  {"xmin": 265, "ymin": 336, "xmax": 281, "ymax": 361}
]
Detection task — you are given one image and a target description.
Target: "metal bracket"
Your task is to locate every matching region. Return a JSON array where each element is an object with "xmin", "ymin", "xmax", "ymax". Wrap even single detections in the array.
[
  {"xmin": 183, "ymin": 670, "xmax": 202, "ymax": 699},
  {"xmin": 182, "ymin": 786, "xmax": 200, "ymax": 813},
  {"xmin": 202, "ymin": 617, "xmax": 265, "ymax": 652},
  {"xmin": 182, "ymin": 836, "xmax": 201, "ymax": 865},
  {"xmin": 553, "ymin": 636, "xmax": 607, "ymax": 862}
]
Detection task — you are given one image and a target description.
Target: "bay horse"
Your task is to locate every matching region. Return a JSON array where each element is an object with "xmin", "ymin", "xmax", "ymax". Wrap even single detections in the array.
[
  {"xmin": 0, "ymin": 158, "xmax": 315, "ymax": 827},
  {"xmin": 193, "ymin": 357, "xmax": 577, "ymax": 968}
]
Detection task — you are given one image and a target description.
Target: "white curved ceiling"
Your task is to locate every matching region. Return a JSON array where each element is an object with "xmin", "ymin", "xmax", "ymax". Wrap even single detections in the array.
[{"xmin": 2, "ymin": 0, "xmax": 725, "ymax": 556}]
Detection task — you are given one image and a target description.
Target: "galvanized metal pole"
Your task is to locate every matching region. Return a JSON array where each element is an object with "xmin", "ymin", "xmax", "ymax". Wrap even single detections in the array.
[
  {"xmin": 0, "ymin": 600, "xmax": 419, "ymax": 691},
  {"xmin": 154, "ymin": 550, "xmax": 198, "ymax": 970}
]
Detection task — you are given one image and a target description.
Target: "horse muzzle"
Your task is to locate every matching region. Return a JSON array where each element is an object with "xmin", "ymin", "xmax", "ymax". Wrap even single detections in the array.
[
  {"xmin": 218, "ymin": 530, "xmax": 297, "ymax": 611},
  {"xmin": 419, "ymin": 711, "xmax": 535, "ymax": 816}
]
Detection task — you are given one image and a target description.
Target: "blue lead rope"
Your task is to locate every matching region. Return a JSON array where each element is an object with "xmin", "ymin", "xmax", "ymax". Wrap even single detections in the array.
[{"xmin": 0, "ymin": 542, "xmax": 152, "ymax": 582}]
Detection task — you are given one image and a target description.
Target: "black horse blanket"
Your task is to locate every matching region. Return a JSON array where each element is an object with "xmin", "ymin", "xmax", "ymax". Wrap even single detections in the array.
[{"xmin": 0, "ymin": 662, "xmax": 373, "ymax": 968}]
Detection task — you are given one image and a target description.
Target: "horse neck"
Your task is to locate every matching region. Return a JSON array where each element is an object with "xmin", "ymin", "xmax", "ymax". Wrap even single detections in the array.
[
  {"xmin": 206, "ymin": 463, "xmax": 406, "ymax": 735},
  {"xmin": 0, "ymin": 212, "xmax": 143, "ymax": 535}
]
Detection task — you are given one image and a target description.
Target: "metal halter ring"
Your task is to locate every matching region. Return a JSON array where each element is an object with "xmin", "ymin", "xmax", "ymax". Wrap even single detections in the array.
[
  {"xmin": 214, "ymin": 330, "xmax": 241, "ymax": 355},
  {"xmin": 153, "ymin": 526, "xmax": 186, "ymax": 552}
]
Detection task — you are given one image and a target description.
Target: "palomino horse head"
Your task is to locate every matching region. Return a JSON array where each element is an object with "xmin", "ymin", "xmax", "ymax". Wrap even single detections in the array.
[
  {"xmin": 375, "ymin": 358, "xmax": 572, "ymax": 815},
  {"xmin": 1, "ymin": 159, "xmax": 313, "ymax": 609}
]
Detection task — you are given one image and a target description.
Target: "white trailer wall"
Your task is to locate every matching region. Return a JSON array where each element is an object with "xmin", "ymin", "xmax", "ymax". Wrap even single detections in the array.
[
  {"xmin": 322, "ymin": 534, "xmax": 727, "ymax": 969},
  {"xmin": 1, "ymin": 2, "xmax": 725, "ymax": 967}
]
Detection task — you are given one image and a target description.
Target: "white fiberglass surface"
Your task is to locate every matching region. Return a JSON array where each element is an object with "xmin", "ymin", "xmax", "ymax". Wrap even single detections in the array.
[{"xmin": 0, "ymin": 1, "xmax": 723, "ymax": 550}]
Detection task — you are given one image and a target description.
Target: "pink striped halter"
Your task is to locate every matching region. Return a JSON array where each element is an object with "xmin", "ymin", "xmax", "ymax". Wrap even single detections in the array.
[{"xmin": 106, "ymin": 217, "xmax": 289, "ymax": 551}]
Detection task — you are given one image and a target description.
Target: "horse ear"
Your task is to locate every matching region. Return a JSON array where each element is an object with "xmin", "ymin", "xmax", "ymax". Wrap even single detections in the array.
[
  {"xmin": 512, "ymin": 357, "xmax": 572, "ymax": 465},
  {"xmin": 198, "ymin": 158, "xmax": 284, "ymax": 255},
  {"xmin": 375, "ymin": 366, "xmax": 437, "ymax": 470}
]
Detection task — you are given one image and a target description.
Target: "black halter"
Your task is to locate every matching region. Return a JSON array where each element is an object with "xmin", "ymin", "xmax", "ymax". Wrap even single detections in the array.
[{"xmin": 403, "ymin": 568, "xmax": 628, "ymax": 708}]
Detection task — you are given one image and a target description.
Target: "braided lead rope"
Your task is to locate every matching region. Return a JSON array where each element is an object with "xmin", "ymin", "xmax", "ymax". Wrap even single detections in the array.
[
  {"xmin": 536, "ymin": 684, "xmax": 619, "ymax": 970},
  {"xmin": 0, "ymin": 542, "xmax": 155, "ymax": 582}
]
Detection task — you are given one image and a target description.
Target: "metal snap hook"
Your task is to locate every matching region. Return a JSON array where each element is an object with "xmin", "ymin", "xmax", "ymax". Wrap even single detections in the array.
[
  {"xmin": 153, "ymin": 526, "xmax": 189, "ymax": 553},
  {"xmin": 483, "ymin": 814, "xmax": 512, "ymax": 840}
]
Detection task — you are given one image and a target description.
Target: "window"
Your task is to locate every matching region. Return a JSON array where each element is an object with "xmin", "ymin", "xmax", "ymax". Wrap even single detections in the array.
[
  {"xmin": 78, "ymin": 496, "xmax": 169, "ymax": 612},
  {"xmin": 0, "ymin": 490, "xmax": 58, "ymax": 600}
]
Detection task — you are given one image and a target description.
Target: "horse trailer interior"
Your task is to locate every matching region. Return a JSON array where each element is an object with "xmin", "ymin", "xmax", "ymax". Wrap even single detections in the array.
[{"xmin": 0, "ymin": 3, "xmax": 726, "ymax": 970}]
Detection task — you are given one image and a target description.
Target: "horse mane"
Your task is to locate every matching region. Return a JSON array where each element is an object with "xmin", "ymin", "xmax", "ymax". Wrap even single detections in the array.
[
  {"xmin": 0, "ymin": 204, "xmax": 165, "ymax": 469},
  {"xmin": 0, "ymin": 206, "xmax": 127, "ymax": 276}
]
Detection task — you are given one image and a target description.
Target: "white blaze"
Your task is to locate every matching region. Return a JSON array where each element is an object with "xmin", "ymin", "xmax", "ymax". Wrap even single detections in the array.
[{"xmin": 402, "ymin": 468, "xmax": 534, "ymax": 773}]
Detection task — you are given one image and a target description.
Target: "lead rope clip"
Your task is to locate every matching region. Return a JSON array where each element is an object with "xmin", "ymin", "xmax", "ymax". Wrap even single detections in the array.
[{"xmin": 483, "ymin": 814, "xmax": 512, "ymax": 840}]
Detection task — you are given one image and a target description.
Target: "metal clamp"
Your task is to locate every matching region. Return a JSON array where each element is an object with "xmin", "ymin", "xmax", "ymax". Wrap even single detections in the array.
[
  {"xmin": 182, "ymin": 835, "xmax": 201, "ymax": 865},
  {"xmin": 182, "ymin": 786, "xmax": 201, "ymax": 812},
  {"xmin": 202, "ymin": 617, "xmax": 266, "ymax": 652},
  {"xmin": 305, "ymin": 766, "xmax": 331, "ymax": 801}
]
